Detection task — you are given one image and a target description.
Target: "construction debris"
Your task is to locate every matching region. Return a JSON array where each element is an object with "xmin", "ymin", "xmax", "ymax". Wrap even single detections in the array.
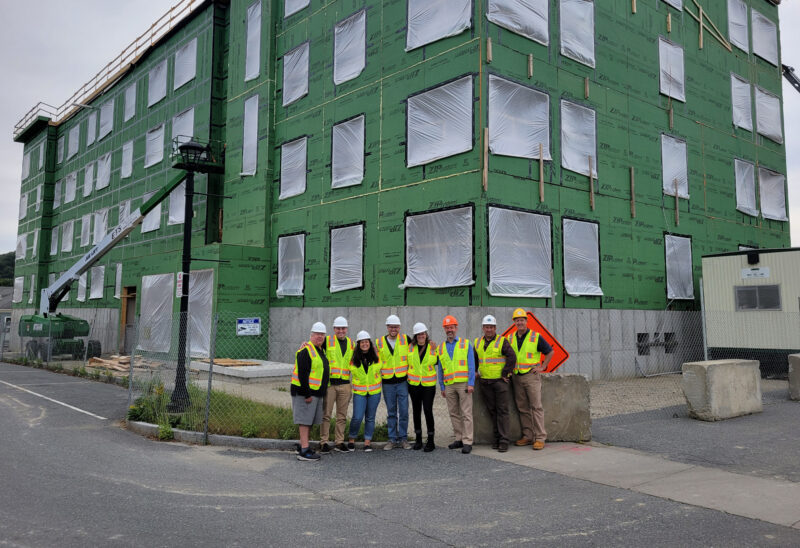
[
  {"xmin": 200, "ymin": 358, "xmax": 262, "ymax": 367},
  {"xmin": 87, "ymin": 355, "xmax": 164, "ymax": 373}
]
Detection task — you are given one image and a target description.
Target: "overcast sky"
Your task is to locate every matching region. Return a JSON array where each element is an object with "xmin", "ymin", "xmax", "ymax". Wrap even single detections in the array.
[{"xmin": 1, "ymin": 1, "xmax": 798, "ymax": 254}]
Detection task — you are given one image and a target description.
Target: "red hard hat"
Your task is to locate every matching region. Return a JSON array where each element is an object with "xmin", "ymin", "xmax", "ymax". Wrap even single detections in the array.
[{"xmin": 442, "ymin": 315, "xmax": 458, "ymax": 327}]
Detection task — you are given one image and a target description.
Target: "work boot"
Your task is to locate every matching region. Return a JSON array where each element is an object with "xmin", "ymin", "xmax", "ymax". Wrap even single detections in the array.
[
  {"xmin": 413, "ymin": 430, "xmax": 424, "ymax": 450},
  {"xmin": 491, "ymin": 440, "xmax": 500, "ymax": 450},
  {"xmin": 461, "ymin": 444, "xmax": 472, "ymax": 454},
  {"xmin": 498, "ymin": 442, "xmax": 509, "ymax": 453},
  {"xmin": 515, "ymin": 437, "xmax": 532, "ymax": 447},
  {"xmin": 424, "ymin": 433, "xmax": 435, "ymax": 452},
  {"xmin": 532, "ymin": 440, "xmax": 545, "ymax": 450},
  {"xmin": 448, "ymin": 440, "xmax": 464, "ymax": 450}
]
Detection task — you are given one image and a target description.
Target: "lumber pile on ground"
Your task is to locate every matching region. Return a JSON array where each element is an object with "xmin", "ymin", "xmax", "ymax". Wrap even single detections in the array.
[
  {"xmin": 87, "ymin": 355, "xmax": 164, "ymax": 373},
  {"xmin": 199, "ymin": 358, "xmax": 262, "ymax": 367}
]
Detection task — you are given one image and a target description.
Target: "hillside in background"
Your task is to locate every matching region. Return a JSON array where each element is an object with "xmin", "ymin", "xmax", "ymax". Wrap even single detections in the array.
[{"xmin": 0, "ymin": 252, "xmax": 14, "ymax": 286}]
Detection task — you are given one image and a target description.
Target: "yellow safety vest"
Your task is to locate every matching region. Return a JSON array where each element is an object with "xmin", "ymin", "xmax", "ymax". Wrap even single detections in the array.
[
  {"xmin": 474, "ymin": 336, "xmax": 506, "ymax": 380},
  {"xmin": 376, "ymin": 334, "xmax": 410, "ymax": 380},
  {"xmin": 509, "ymin": 330, "xmax": 542, "ymax": 375},
  {"xmin": 407, "ymin": 343, "xmax": 438, "ymax": 387},
  {"xmin": 439, "ymin": 338, "xmax": 470, "ymax": 385},
  {"xmin": 350, "ymin": 360, "xmax": 382, "ymax": 395},
  {"xmin": 291, "ymin": 342, "xmax": 325, "ymax": 392},
  {"xmin": 326, "ymin": 335, "xmax": 354, "ymax": 381}
]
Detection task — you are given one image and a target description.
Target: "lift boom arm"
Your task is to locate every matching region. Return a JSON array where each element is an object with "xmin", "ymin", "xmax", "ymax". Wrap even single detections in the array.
[{"xmin": 784, "ymin": 64, "xmax": 800, "ymax": 95}]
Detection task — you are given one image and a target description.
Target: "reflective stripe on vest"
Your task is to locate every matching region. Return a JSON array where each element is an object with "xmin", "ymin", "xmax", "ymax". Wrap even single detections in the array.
[
  {"xmin": 291, "ymin": 342, "xmax": 325, "ymax": 391},
  {"xmin": 350, "ymin": 360, "xmax": 382, "ymax": 395},
  {"xmin": 326, "ymin": 335, "xmax": 354, "ymax": 381},
  {"xmin": 407, "ymin": 343, "xmax": 438, "ymax": 387},
  {"xmin": 474, "ymin": 336, "xmax": 505, "ymax": 380},
  {"xmin": 439, "ymin": 338, "xmax": 470, "ymax": 385},
  {"xmin": 510, "ymin": 330, "xmax": 541, "ymax": 374},
  {"xmin": 377, "ymin": 334, "xmax": 409, "ymax": 379}
]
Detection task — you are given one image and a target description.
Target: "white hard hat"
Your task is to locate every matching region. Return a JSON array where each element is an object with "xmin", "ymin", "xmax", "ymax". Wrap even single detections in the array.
[
  {"xmin": 412, "ymin": 322, "xmax": 427, "ymax": 335},
  {"xmin": 356, "ymin": 330, "xmax": 371, "ymax": 342},
  {"xmin": 482, "ymin": 315, "xmax": 497, "ymax": 326},
  {"xmin": 333, "ymin": 316, "xmax": 348, "ymax": 328},
  {"xmin": 311, "ymin": 322, "xmax": 327, "ymax": 333},
  {"xmin": 386, "ymin": 314, "xmax": 401, "ymax": 326}
]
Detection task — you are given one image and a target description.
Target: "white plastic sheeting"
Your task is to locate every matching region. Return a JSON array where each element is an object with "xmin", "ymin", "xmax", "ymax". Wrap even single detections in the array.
[
  {"xmin": 38, "ymin": 142, "xmax": 44, "ymax": 169},
  {"xmin": 329, "ymin": 224, "xmax": 364, "ymax": 293},
  {"xmin": 115, "ymin": 264, "xmax": 122, "ymax": 299},
  {"xmin": 67, "ymin": 125, "xmax": 79, "ymax": 159},
  {"xmin": 487, "ymin": 207, "xmax": 552, "ymax": 297},
  {"xmin": 16, "ymin": 234, "xmax": 26, "ymax": 260},
  {"xmin": 61, "ymin": 220, "xmax": 74, "ymax": 253},
  {"xmin": 245, "ymin": 2, "xmax": 261, "ymax": 81},
  {"xmin": 22, "ymin": 151, "xmax": 30, "ymax": 180},
  {"xmin": 661, "ymin": 0, "xmax": 681, "ymax": 9},
  {"xmin": 120, "ymin": 200, "xmax": 131, "ymax": 224},
  {"xmin": 57, "ymin": 136, "xmax": 64, "ymax": 163},
  {"xmin": 241, "ymin": 95, "xmax": 258, "ymax": 176},
  {"xmin": 168, "ymin": 182, "xmax": 186, "ymax": 225},
  {"xmin": 28, "ymin": 275, "xmax": 35, "ymax": 304},
  {"xmin": 96, "ymin": 153, "xmax": 111, "ymax": 190},
  {"xmin": 560, "ymin": 100, "xmax": 596, "ymax": 177},
  {"xmin": 81, "ymin": 214, "xmax": 91, "ymax": 247},
  {"xmin": 489, "ymin": 75, "xmax": 551, "ymax": 160},
  {"xmin": 18, "ymin": 192, "xmax": 27, "ymax": 220},
  {"xmin": 280, "ymin": 137, "xmax": 307, "ymax": 199},
  {"xmin": 730, "ymin": 74, "xmax": 752, "ymax": 131},
  {"xmin": 87, "ymin": 112, "xmax": 97, "ymax": 146},
  {"xmin": 332, "ymin": 115, "xmax": 365, "ymax": 188},
  {"xmin": 121, "ymin": 140, "xmax": 133, "ymax": 178},
  {"xmin": 145, "ymin": 124, "xmax": 165, "ymax": 167},
  {"xmin": 758, "ymin": 167, "xmax": 787, "ymax": 222},
  {"xmin": 138, "ymin": 273, "xmax": 174, "ymax": 353},
  {"xmin": 285, "ymin": 0, "xmax": 309, "ymax": 18},
  {"xmin": 141, "ymin": 193, "xmax": 161, "ymax": 233},
  {"xmin": 188, "ymin": 269, "xmax": 214, "ymax": 357},
  {"xmin": 65, "ymin": 172, "xmax": 77, "ymax": 204},
  {"xmin": 90, "ymin": 266, "xmax": 105, "ymax": 300},
  {"xmin": 54, "ymin": 180, "xmax": 62, "ymax": 209},
  {"xmin": 402, "ymin": 207, "xmax": 474, "ymax": 289},
  {"xmin": 734, "ymin": 159, "xmax": 757, "ymax": 217},
  {"xmin": 727, "ymin": 0, "xmax": 748, "ymax": 52},
  {"xmin": 172, "ymin": 107, "xmax": 194, "ymax": 146},
  {"xmin": 93, "ymin": 208, "xmax": 108, "ymax": 245},
  {"xmin": 563, "ymin": 219, "xmax": 602, "ymax": 297},
  {"xmin": 124, "ymin": 84, "xmax": 136, "ymax": 122},
  {"xmin": 77, "ymin": 272, "xmax": 87, "ymax": 302},
  {"xmin": 50, "ymin": 226, "xmax": 59, "ymax": 256},
  {"xmin": 282, "ymin": 42, "xmax": 309, "ymax": 106},
  {"xmin": 658, "ymin": 37, "xmax": 685, "ymax": 102},
  {"xmin": 12, "ymin": 277, "xmax": 23, "ymax": 303},
  {"xmin": 407, "ymin": 75, "xmax": 473, "ymax": 167},
  {"xmin": 755, "ymin": 87, "xmax": 782, "ymax": 143},
  {"xmin": 276, "ymin": 233, "xmax": 305, "ymax": 297},
  {"xmin": 406, "ymin": 0, "xmax": 471, "ymax": 51},
  {"xmin": 560, "ymin": 0, "xmax": 595, "ymax": 68},
  {"xmin": 35, "ymin": 184, "xmax": 42, "ymax": 211},
  {"xmin": 32, "ymin": 229, "xmax": 38, "ymax": 258},
  {"xmin": 334, "ymin": 10, "xmax": 366, "ymax": 85},
  {"xmin": 751, "ymin": 10, "xmax": 778, "ymax": 66},
  {"xmin": 661, "ymin": 134, "xmax": 689, "ymax": 198},
  {"xmin": 99, "ymin": 99, "xmax": 114, "ymax": 140},
  {"xmin": 665, "ymin": 235, "xmax": 694, "ymax": 300},
  {"xmin": 148, "ymin": 59, "xmax": 167, "ymax": 106},
  {"xmin": 487, "ymin": 0, "xmax": 548, "ymax": 45},
  {"xmin": 174, "ymin": 37, "xmax": 197, "ymax": 90},
  {"xmin": 83, "ymin": 163, "xmax": 94, "ymax": 197}
]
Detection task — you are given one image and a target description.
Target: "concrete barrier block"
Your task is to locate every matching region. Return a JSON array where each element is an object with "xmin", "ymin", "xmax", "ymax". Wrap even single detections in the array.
[
  {"xmin": 473, "ymin": 374, "xmax": 591, "ymax": 443},
  {"xmin": 681, "ymin": 360, "xmax": 762, "ymax": 421},
  {"xmin": 789, "ymin": 354, "xmax": 800, "ymax": 401}
]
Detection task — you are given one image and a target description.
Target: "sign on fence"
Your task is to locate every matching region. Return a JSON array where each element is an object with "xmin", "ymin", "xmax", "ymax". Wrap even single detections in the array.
[{"xmin": 236, "ymin": 317, "xmax": 261, "ymax": 336}]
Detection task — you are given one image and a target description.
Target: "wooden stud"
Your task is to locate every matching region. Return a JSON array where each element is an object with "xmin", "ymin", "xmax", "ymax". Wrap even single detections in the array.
[
  {"xmin": 589, "ymin": 156, "xmax": 595, "ymax": 211},
  {"xmin": 630, "ymin": 167, "xmax": 636, "ymax": 218},
  {"xmin": 684, "ymin": 2, "xmax": 732, "ymax": 52},
  {"xmin": 486, "ymin": 37, "xmax": 493, "ymax": 63},
  {"xmin": 694, "ymin": 0, "xmax": 728, "ymax": 49},
  {"xmin": 698, "ymin": 6, "xmax": 704, "ymax": 49},
  {"xmin": 528, "ymin": 54, "xmax": 533, "ymax": 79},
  {"xmin": 667, "ymin": 12, "xmax": 672, "ymax": 33},
  {"xmin": 482, "ymin": 127, "xmax": 489, "ymax": 191},
  {"xmin": 674, "ymin": 178, "xmax": 680, "ymax": 226},
  {"xmin": 632, "ymin": 0, "xmax": 637, "ymax": 14},
  {"xmin": 584, "ymin": 77, "xmax": 590, "ymax": 99},
  {"xmin": 539, "ymin": 143, "xmax": 545, "ymax": 203}
]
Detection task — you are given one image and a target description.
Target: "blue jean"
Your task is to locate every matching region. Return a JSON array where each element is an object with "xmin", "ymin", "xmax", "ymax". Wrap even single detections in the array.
[
  {"xmin": 349, "ymin": 393, "xmax": 381, "ymax": 441},
  {"xmin": 382, "ymin": 380, "xmax": 409, "ymax": 442}
]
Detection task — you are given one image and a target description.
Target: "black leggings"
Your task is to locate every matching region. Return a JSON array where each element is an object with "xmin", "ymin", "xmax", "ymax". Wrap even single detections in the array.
[{"xmin": 408, "ymin": 383, "xmax": 435, "ymax": 434}]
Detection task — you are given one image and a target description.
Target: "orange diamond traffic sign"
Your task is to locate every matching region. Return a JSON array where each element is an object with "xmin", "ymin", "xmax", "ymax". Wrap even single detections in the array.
[{"xmin": 501, "ymin": 311, "xmax": 569, "ymax": 373}]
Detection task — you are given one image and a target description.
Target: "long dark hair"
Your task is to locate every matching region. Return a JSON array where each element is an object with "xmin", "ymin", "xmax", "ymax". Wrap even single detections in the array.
[{"xmin": 352, "ymin": 339, "xmax": 379, "ymax": 367}]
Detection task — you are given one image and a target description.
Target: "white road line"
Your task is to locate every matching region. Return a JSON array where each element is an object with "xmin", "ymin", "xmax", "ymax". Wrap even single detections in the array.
[{"xmin": 0, "ymin": 380, "xmax": 108, "ymax": 420}]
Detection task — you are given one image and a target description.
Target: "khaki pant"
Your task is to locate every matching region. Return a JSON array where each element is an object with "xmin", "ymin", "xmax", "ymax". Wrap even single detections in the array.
[
  {"xmin": 444, "ymin": 382, "xmax": 473, "ymax": 445},
  {"xmin": 512, "ymin": 371, "xmax": 546, "ymax": 442},
  {"xmin": 321, "ymin": 383, "xmax": 352, "ymax": 444}
]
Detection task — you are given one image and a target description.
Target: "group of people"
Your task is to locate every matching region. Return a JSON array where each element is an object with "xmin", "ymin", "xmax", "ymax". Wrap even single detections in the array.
[{"xmin": 290, "ymin": 309, "xmax": 554, "ymax": 462}]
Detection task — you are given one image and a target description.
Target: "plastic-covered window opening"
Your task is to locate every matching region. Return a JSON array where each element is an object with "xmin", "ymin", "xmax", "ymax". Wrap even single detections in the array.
[
  {"xmin": 120, "ymin": 200, "xmax": 131, "ymax": 225},
  {"xmin": 32, "ymin": 229, "xmax": 38, "ymax": 258},
  {"xmin": 16, "ymin": 234, "xmax": 26, "ymax": 260},
  {"xmin": 114, "ymin": 264, "xmax": 122, "ymax": 299},
  {"xmin": 96, "ymin": 152, "xmax": 111, "ymax": 190},
  {"xmin": 730, "ymin": 74, "xmax": 752, "ymax": 131},
  {"xmin": 755, "ymin": 86, "xmax": 783, "ymax": 143},
  {"xmin": 168, "ymin": 181, "xmax": 186, "ymax": 225},
  {"xmin": 329, "ymin": 224, "xmax": 364, "ymax": 293},
  {"xmin": 241, "ymin": 95, "xmax": 258, "ymax": 176},
  {"xmin": 402, "ymin": 206, "xmax": 474, "ymax": 289},
  {"xmin": 124, "ymin": 83, "xmax": 136, "ymax": 122},
  {"xmin": 61, "ymin": 220, "xmax": 74, "ymax": 253},
  {"xmin": 563, "ymin": 218, "xmax": 602, "ymax": 297},
  {"xmin": 81, "ymin": 214, "xmax": 92, "ymax": 247},
  {"xmin": 285, "ymin": 0, "xmax": 309, "ymax": 18},
  {"xmin": 560, "ymin": 0, "xmax": 595, "ymax": 68},
  {"xmin": 758, "ymin": 167, "xmax": 787, "ymax": 221},
  {"xmin": 28, "ymin": 275, "xmax": 35, "ymax": 304},
  {"xmin": 406, "ymin": 0, "xmax": 471, "ymax": 51},
  {"xmin": 121, "ymin": 141, "xmax": 133, "ymax": 179},
  {"xmin": 21, "ymin": 151, "xmax": 31, "ymax": 180},
  {"xmin": 83, "ymin": 163, "xmax": 94, "ymax": 197},
  {"xmin": 489, "ymin": 75, "xmax": 551, "ymax": 160},
  {"xmin": 93, "ymin": 208, "xmax": 109, "ymax": 244},
  {"xmin": 245, "ymin": 2, "xmax": 261, "ymax": 81},
  {"xmin": 661, "ymin": 133, "xmax": 689, "ymax": 199},
  {"xmin": 658, "ymin": 37, "xmax": 685, "ymax": 102},
  {"xmin": 12, "ymin": 277, "xmax": 24, "ymax": 303},
  {"xmin": 50, "ymin": 225, "xmax": 59, "ymax": 256},
  {"xmin": 18, "ymin": 192, "xmax": 27, "ymax": 221},
  {"xmin": 188, "ymin": 269, "xmax": 214, "ymax": 357},
  {"xmin": 665, "ymin": 234, "xmax": 694, "ymax": 300},
  {"xmin": 35, "ymin": 184, "xmax": 42, "ymax": 211},
  {"xmin": 487, "ymin": 0, "xmax": 548, "ymax": 45},
  {"xmin": 280, "ymin": 137, "xmax": 307, "ymax": 200},
  {"xmin": 141, "ymin": 192, "xmax": 161, "ymax": 233},
  {"xmin": 488, "ymin": 206, "xmax": 552, "ymax": 297},
  {"xmin": 661, "ymin": 0, "xmax": 681, "ymax": 9},
  {"xmin": 87, "ymin": 112, "xmax": 97, "ymax": 146},
  {"xmin": 282, "ymin": 42, "xmax": 309, "ymax": 107},
  {"xmin": 407, "ymin": 75, "xmax": 474, "ymax": 167},
  {"xmin": 77, "ymin": 272, "xmax": 87, "ymax": 302},
  {"xmin": 54, "ymin": 180, "xmax": 62, "ymax": 209},
  {"xmin": 172, "ymin": 107, "xmax": 194, "ymax": 147},
  {"xmin": 148, "ymin": 59, "xmax": 168, "ymax": 107},
  {"xmin": 138, "ymin": 273, "xmax": 174, "ymax": 352},
  {"xmin": 560, "ymin": 100, "xmax": 596, "ymax": 177},
  {"xmin": 727, "ymin": 0, "xmax": 748, "ymax": 52},
  {"xmin": 99, "ymin": 99, "xmax": 114, "ymax": 140},
  {"xmin": 734, "ymin": 159, "xmax": 757, "ymax": 217},
  {"xmin": 174, "ymin": 37, "xmax": 197, "ymax": 90},
  {"xmin": 64, "ymin": 172, "xmax": 77, "ymax": 204},
  {"xmin": 751, "ymin": 9, "xmax": 778, "ymax": 66},
  {"xmin": 90, "ymin": 266, "xmax": 105, "ymax": 300},
  {"xmin": 276, "ymin": 233, "xmax": 305, "ymax": 297},
  {"xmin": 57, "ymin": 136, "xmax": 65, "ymax": 164},
  {"xmin": 67, "ymin": 125, "xmax": 79, "ymax": 160},
  {"xmin": 38, "ymin": 142, "xmax": 44, "ymax": 169},
  {"xmin": 332, "ymin": 114, "xmax": 365, "ymax": 188},
  {"xmin": 145, "ymin": 124, "xmax": 165, "ymax": 167},
  {"xmin": 334, "ymin": 10, "xmax": 366, "ymax": 85}
]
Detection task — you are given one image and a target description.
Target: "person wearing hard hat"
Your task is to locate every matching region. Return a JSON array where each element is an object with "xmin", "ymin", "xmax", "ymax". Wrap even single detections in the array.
[
  {"xmin": 348, "ymin": 331, "xmax": 382, "ymax": 452},
  {"xmin": 474, "ymin": 314, "xmax": 516, "ymax": 452},
  {"xmin": 291, "ymin": 322, "xmax": 331, "ymax": 462},
  {"xmin": 376, "ymin": 314, "xmax": 411, "ymax": 450},
  {"xmin": 319, "ymin": 316, "xmax": 355, "ymax": 454},
  {"xmin": 407, "ymin": 322, "xmax": 438, "ymax": 452},
  {"xmin": 509, "ymin": 308, "xmax": 554, "ymax": 450},
  {"xmin": 436, "ymin": 315, "xmax": 476, "ymax": 454}
]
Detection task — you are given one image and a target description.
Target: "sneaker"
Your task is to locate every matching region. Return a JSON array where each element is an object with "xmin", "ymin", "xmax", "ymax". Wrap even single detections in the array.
[
  {"xmin": 297, "ymin": 448, "xmax": 321, "ymax": 461},
  {"xmin": 383, "ymin": 441, "xmax": 395, "ymax": 451},
  {"xmin": 401, "ymin": 440, "xmax": 412, "ymax": 450},
  {"xmin": 364, "ymin": 444, "xmax": 373, "ymax": 452},
  {"xmin": 347, "ymin": 442, "xmax": 356, "ymax": 452},
  {"xmin": 515, "ymin": 437, "xmax": 532, "ymax": 447},
  {"xmin": 498, "ymin": 442, "xmax": 509, "ymax": 453},
  {"xmin": 461, "ymin": 444, "xmax": 472, "ymax": 454},
  {"xmin": 448, "ymin": 440, "xmax": 464, "ymax": 450},
  {"xmin": 320, "ymin": 443, "xmax": 332, "ymax": 454},
  {"xmin": 532, "ymin": 440, "xmax": 545, "ymax": 451},
  {"xmin": 334, "ymin": 443, "xmax": 349, "ymax": 453}
]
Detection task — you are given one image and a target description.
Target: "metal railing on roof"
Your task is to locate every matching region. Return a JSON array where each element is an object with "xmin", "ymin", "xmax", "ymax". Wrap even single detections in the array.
[{"xmin": 13, "ymin": 0, "xmax": 205, "ymax": 140}]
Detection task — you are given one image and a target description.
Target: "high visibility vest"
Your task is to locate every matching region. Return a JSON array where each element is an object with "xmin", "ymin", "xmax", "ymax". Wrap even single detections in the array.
[
  {"xmin": 407, "ymin": 343, "xmax": 438, "ymax": 387},
  {"xmin": 376, "ymin": 334, "xmax": 410, "ymax": 380},
  {"xmin": 291, "ymin": 342, "xmax": 325, "ymax": 392},
  {"xmin": 474, "ymin": 336, "xmax": 506, "ymax": 380},
  {"xmin": 438, "ymin": 338, "xmax": 470, "ymax": 385},
  {"xmin": 509, "ymin": 330, "xmax": 542, "ymax": 375},
  {"xmin": 326, "ymin": 335, "xmax": 354, "ymax": 381},
  {"xmin": 350, "ymin": 360, "xmax": 382, "ymax": 395}
]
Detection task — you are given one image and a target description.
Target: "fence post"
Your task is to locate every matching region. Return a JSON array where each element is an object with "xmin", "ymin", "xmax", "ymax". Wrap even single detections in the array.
[
  {"xmin": 127, "ymin": 316, "xmax": 141, "ymax": 409},
  {"xmin": 203, "ymin": 313, "xmax": 218, "ymax": 445},
  {"xmin": 700, "ymin": 278, "xmax": 708, "ymax": 361}
]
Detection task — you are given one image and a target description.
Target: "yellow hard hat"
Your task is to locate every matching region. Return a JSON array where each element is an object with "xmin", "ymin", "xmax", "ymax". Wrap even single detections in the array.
[{"xmin": 512, "ymin": 308, "xmax": 527, "ymax": 319}]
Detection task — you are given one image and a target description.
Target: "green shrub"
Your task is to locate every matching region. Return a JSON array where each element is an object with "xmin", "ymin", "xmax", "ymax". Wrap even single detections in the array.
[{"xmin": 158, "ymin": 422, "xmax": 174, "ymax": 441}]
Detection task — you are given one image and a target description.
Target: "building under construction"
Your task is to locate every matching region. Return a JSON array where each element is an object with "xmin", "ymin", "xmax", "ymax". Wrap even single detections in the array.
[{"xmin": 10, "ymin": 0, "xmax": 790, "ymax": 378}]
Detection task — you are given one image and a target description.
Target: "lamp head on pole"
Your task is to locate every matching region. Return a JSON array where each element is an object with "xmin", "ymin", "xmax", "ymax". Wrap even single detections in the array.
[{"xmin": 177, "ymin": 140, "xmax": 209, "ymax": 169}]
